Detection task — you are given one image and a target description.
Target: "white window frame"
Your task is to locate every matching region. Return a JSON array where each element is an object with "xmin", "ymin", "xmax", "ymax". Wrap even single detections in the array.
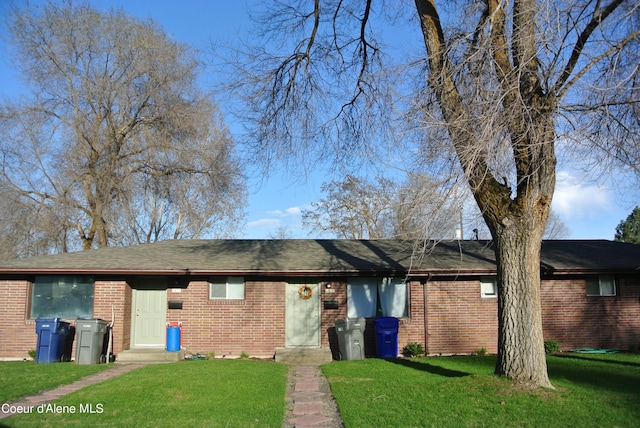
[
  {"xmin": 586, "ymin": 275, "xmax": 616, "ymax": 296},
  {"xmin": 209, "ymin": 276, "xmax": 245, "ymax": 300},
  {"xmin": 480, "ymin": 276, "xmax": 497, "ymax": 298}
]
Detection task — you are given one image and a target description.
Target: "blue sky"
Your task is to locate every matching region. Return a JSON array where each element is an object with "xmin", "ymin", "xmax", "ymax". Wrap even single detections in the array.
[{"xmin": 0, "ymin": 0, "xmax": 636, "ymax": 240}]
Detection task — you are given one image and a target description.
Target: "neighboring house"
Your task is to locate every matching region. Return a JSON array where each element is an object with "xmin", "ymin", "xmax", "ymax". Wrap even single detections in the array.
[{"xmin": 0, "ymin": 239, "xmax": 639, "ymax": 360}]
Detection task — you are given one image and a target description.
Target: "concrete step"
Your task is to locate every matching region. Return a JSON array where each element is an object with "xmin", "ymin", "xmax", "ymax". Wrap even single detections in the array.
[
  {"xmin": 274, "ymin": 347, "xmax": 333, "ymax": 364},
  {"xmin": 116, "ymin": 348, "xmax": 185, "ymax": 363}
]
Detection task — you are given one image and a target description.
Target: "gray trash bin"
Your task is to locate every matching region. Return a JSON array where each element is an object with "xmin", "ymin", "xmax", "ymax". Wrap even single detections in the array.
[
  {"xmin": 75, "ymin": 319, "xmax": 108, "ymax": 365},
  {"xmin": 335, "ymin": 317, "xmax": 366, "ymax": 360}
]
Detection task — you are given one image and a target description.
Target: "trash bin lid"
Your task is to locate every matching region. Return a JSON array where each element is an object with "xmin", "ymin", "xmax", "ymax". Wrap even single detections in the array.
[{"xmin": 375, "ymin": 316, "xmax": 399, "ymax": 329}]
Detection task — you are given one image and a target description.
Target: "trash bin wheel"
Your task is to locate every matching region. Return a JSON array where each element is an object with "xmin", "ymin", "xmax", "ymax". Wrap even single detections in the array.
[
  {"xmin": 60, "ymin": 354, "xmax": 70, "ymax": 362},
  {"xmin": 100, "ymin": 354, "xmax": 106, "ymax": 364}
]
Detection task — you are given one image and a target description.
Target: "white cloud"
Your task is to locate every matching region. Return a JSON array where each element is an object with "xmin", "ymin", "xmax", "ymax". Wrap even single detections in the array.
[
  {"xmin": 266, "ymin": 206, "xmax": 302, "ymax": 218},
  {"xmin": 552, "ymin": 172, "xmax": 613, "ymax": 219},
  {"xmin": 245, "ymin": 205, "xmax": 306, "ymax": 238}
]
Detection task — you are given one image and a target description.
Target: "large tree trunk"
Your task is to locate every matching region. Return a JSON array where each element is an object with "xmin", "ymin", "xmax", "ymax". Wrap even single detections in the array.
[
  {"xmin": 415, "ymin": 0, "xmax": 556, "ymax": 388},
  {"xmin": 493, "ymin": 215, "xmax": 552, "ymax": 388}
]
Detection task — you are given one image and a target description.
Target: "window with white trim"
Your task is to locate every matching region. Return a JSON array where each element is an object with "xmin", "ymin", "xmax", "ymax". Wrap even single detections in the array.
[
  {"xmin": 30, "ymin": 275, "xmax": 94, "ymax": 319},
  {"xmin": 480, "ymin": 276, "xmax": 497, "ymax": 298},
  {"xmin": 347, "ymin": 277, "xmax": 407, "ymax": 318},
  {"xmin": 209, "ymin": 276, "xmax": 245, "ymax": 299},
  {"xmin": 586, "ymin": 275, "xmax": 616, "ymax": 296}
]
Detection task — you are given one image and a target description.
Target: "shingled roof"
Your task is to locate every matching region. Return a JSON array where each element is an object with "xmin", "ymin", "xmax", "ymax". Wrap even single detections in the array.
[{"xmin": 0, "ymin": 239, "xmax": 639, "ymax": 277}]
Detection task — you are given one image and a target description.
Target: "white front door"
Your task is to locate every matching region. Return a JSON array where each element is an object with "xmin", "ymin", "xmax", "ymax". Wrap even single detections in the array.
[
  {"xmin": 285, "ymin": 281, "xmax": 321, "ymax": 347},
  {"xmin": 132, "ymin": 289, "xmax": 167, "ymax": 348}
]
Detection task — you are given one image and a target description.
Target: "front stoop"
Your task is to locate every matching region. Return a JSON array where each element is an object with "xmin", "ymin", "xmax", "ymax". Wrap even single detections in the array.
[
  {"xmin": 275, "ymin": 348, "xmax": 333, "ymax": 364},
  {"xmin": 116, "ymin": 348, "xmax": 185, "ymax": 363}
]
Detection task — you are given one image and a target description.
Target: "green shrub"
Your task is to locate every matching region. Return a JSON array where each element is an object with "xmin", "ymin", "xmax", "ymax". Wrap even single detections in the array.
[
  {"xmin": 240, "ymin": 351, "xmax": 250, "ymax": 359},
  {"xmin": 474, "ymin": 348, "xmax": 487, "ymax": 356},
  {"xmin": 27, "ymin": 349, "xmax": 36, "ymax": 360},
  {"xmin": 402, "ymin": 342, "xmax": 425, "ymax": 357},
  {"xmin": 544, "ymin": 340, "xmax": 561, "ymax": 354}
]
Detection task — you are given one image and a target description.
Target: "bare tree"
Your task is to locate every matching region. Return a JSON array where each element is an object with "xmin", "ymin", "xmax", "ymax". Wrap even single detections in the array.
[
  {"xmin": 228, "ymin": 0, "xmax": 638, "ymax": 387},
  {"xmin": 302, "ymin": 174, "xmax": 460, "ymax": 239},
  {"xmin": 544, "ymin": 210, "xmax": 571, "ymax": 239},
  {"xmin": 0, "ymin": 1, "xmax": 246, "ymax": 252},
  {"xmin": 268, "ymin": 225, "xmax": 294, "ymax": 239},
  {"xmin": 302, "ymin": 175, "xmax": 396, "ymax": 239},
  {"xmin": 393, "ymin": 173, "xmax": 462, "ymax": 240}
]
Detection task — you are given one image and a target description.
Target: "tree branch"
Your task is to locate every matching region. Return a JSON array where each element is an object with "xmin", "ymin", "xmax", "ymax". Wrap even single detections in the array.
[{"xmin": 552, "ymin": 0, "xmax": 626, "ymax": 96}]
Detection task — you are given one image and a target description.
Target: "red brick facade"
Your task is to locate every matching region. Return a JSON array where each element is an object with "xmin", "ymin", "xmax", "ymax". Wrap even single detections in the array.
[
  {"xmin": 425, "ymin": 279, "xmax": 499, "ymax": 355},
  {"xmin": 1, "ymin": 274, "xmax": 639, "ymax": 360},
  {"xmin": 541, "ymin": 276, "xmax": 640, "ymax": 351}
]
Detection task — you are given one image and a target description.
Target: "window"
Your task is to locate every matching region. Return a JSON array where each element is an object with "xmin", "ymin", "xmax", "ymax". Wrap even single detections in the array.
[
  {"xmin": 347, "ymin": 277, "xmax": 407, "ymax": 318},
  {"xmin": 480, "ymin": 277, "xmax": 497, "ymax": 298},
  {"xmin": 30, "ymin": 276, "xmax": 94, "ymax": 319},
  {"xmin": 586, "ymin": 275, "xmax": 616, "ymax": 296},
  {"xmin": 209, "ymin": 276, "xmax": 245, "ymax": 299}
]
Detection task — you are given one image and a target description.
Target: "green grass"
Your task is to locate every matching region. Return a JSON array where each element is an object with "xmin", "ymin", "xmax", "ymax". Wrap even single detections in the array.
[
  {"xmin": 322, "ymin": 353, "xmax": 640, "ymax": 427},
  {"xmin": 3, "ymin": 354, "xmax": 639, "ymax": 427},
  {"xmin": 0, "ymin": 362, "xmax": 110, "ymax": 402},
  {"xmin": 3, "ymin": 359, "xmax": 288, "ymax": 428}
]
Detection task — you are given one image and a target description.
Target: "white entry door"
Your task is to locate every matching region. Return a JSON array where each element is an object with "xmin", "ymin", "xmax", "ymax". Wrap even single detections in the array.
[
  {"xmin": 132, "ymin": 289, "xmax": 167, "ymax": 347},
  {"xmin": 285, "ymin": 281, "xmax": 321, "ymax": 347}
]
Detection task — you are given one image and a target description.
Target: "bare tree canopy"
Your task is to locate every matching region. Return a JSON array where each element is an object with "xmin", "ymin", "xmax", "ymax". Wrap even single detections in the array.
[
  {"xmin": 302, "ymin": 174, "xmax": 460, "ymax": 239},
  {"xmin": 227, "ymin": 0, "xmax": 639, "ymax": 388},
  {"xmin": 0, "ymin": 0, "xmax": 247, "ymax": 254}
]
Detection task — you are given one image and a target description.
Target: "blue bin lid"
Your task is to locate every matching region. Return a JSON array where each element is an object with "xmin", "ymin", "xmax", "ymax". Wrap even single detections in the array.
[{"xmin": 375, "ymin": 316, "xmax": 399, "ymax": 329}]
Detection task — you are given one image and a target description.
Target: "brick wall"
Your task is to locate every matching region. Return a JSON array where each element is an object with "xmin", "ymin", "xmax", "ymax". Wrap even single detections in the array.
[
  {"xmin": 165, "ymin": 280, "xmax": 287, "ymax": 358},
  {"xmin": 0, "ymin": 280, "xmax": 34, "ymax": 359},
  {"xmin": 425, "ymin": 279, "xmax": 499, "ymax": 355},
  {"xmin": 2, "ymin": 274, "xmax": 638, "ymax": 360},
  {"xmin": 92, "ymin": 280, "xmax": 131, "ymax": 357},
  {"xmin": 541, "ymin": 276, "xmax": 640, "ymax": 351}
]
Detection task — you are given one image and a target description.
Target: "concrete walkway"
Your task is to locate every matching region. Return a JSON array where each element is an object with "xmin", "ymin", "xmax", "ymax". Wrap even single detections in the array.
[
  {"xmin": 1, "ymin": 361, "xmax": 344, "ymax": 427},
  {"xmin": 283, "ymin": 364, "xmax": 344, "ymax": 428}
]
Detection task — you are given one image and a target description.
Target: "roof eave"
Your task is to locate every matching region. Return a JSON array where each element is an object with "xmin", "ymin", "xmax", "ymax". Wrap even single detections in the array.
[{"xmin": 0, "ymin": 268, "xmax": 188, "ymax": 276}]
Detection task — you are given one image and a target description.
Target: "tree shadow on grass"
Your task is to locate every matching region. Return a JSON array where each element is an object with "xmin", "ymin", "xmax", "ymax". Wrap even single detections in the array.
[
  {"xmin": 385, "ymin": 358, "xmax": 469, "ymax": 378},
  {"xmin": 553, "ymin": 353, "xmax": 640, "ymax": 369},
  {"xmin": 548, "ymin": 354, "xmax": 640, "ymax": 397}
]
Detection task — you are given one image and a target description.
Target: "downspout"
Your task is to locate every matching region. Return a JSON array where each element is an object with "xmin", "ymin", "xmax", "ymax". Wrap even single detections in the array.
[{"xmin": 423, "ymin": 273, "xmax": 432, "ymax": 355}]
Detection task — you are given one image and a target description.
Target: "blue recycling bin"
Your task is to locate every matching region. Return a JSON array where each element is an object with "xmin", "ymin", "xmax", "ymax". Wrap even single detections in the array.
[
  {"xmin": 374, "ymin": 316, "xmax": 399, "ymax": 358},
  {"xmin": 35, "ymin": 318, "xmax": 73, "ymax": 363},
  {"xmin": 166, "ymin": 323, "xmax": 181, "ymax": 352}
]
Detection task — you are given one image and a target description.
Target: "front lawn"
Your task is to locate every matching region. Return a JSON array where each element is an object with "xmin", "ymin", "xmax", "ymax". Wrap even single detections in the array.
[
  {"xmin": 3, "ymin": 359, "xmax": 288, "ymax": 428},
  {"xmin": 322, "ymin": 353, "xmax": 640, "ymax": 427},
  {"xmin": 3, "ymin": 353, "xmax": 638, "ymax": 427},
  {"xmin": 0, "ymin": 362, "xmax": 110, "ymax": 403}
]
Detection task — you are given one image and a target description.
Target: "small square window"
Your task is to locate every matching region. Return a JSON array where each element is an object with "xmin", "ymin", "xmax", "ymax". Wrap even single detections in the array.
[
  {"xmin": 480, "ymin": 277, "xmax": 497, "ymax": 298},
  {"xmin": 209, "ymin": 276, "xmax": 244, "ymax": 300},
  {"xmin": 586, "ymin": 275, "xmax": 616, "ymax": 296}
]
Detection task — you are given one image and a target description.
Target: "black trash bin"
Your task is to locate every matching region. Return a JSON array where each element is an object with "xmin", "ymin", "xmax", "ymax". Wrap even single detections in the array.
[
  {"xmin": 335, "ymin": 317, "xmax": 366, "ymax": 360},
  {"xmin": 35, "ymin": 318, "xmax": 73, "ymax": 363},
  {"xmin": 374, "ymin": 316, "xmax": 399, "ymax": 358},
  {"xmin": 75, "ymin": 319, "xmax": 108, "ymax": 365}
]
